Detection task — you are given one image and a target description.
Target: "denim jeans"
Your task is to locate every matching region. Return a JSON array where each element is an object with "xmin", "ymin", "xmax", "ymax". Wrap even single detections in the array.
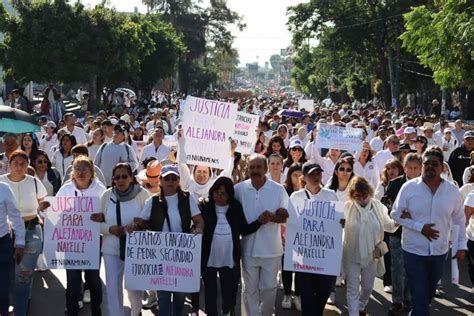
[
  {"xmin": 403, "ymin": 251, "xmax": 446, "ymax": 316},
  {"xmin": 14, "ymin": 224, "xmax": 42, "ymax": 316},
  {"xmin": 298, "ymin": 272, "xmax": 336, "ymax": 316},
  {"xmin": 389, "ymin": 237, "xmax": 411, "ymax": 305},
  {"xmin": 66, "ymin": 269, "xmax": 102, "ymax": 316},
  {"xmin": 157, "ymin": 291, "xmax": 186, "ymax": 316},
  {"xmin": 0, "ymin": 234, "xmax": 13, "ymax": 316}
]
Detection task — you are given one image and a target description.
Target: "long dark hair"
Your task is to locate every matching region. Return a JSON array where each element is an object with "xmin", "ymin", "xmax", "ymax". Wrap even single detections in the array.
[
  {"xmin": 284, "ymin": 163, "xmax": 303, "ymax": 196},
  {"xmin": 32, "ymin": 150, "xmax": 52, "ymax": 169},
  {"xmin": 265, "ymin": 135, "xmax": 288, "ymax": 158},
  {"xmin": 328, "ymin": 157, "xmax": 355, "ymax": 191},
  {"xmin": 284, "ymin": 147, "xmax": 307, "ymax": 168},
  {"xmin": 20, "ymin": 133, "xmax": 39, "ymax": 161},
  {"xmin": 208, "ymin": 177, "xmax": 235, "ymax": 205},
  {"xmin": 59, "ymin": 134, "xmax": 77, "ymax": 156},
  {"xmin": 133, "ymin": 127, "xmax": 145, "ymax": 141}
]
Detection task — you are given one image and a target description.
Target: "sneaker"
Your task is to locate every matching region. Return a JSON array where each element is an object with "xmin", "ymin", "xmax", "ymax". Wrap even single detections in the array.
[
  {"xmin": 328, "ymin": 292, "xmax": 336, "ymax": 305},
  {"xmin": 142, "ymin": 293, "xmax": 158, "ymax": 309},
  {"xmin": 281, "ymin": 295, "xmax": 292, "ymax": 309},
  {"xmin": 293, "ymin": 296, "xmax": 301, "ymax": 311},
  {"xmin": 83, "ymin": 289, "xmax": 91, "ymax": 304},
  {"xmin": 384, "ymin": 285, "xmax": 393, "ymax": 293}
]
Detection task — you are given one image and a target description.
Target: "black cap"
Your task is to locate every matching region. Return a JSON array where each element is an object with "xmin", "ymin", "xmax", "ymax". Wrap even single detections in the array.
[
  {"xmin": 414, "ymin": 135, "xmax": 428, "ymax": 145},
  {"xmin": 303, "ymin": 162, "xmax": 324, "ymax": 175}
]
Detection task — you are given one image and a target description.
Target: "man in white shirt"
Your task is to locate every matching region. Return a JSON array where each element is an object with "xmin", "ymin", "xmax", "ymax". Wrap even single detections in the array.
[
  {"xmin": 94, "ymin": 126, "xmax": 138, "ymax": 187},
  {"xmin": 234, "ymin": 155, "xmax": 289, "ymax": 316},
  {"xmin": 140, "ymin": 127, "xmax": 171, "ymax": 168},
  {"xmin": 60, "ymin": 113, "xmax": 87, "ymax": 144},
  {"xmin": 391, "ymin": 147, "xmax": 467, "ymax": 316},
  {"xmin": 369, "ymin": 126, "xmax": 387, "ymax": 152},
  {"xmin": 373, "ymin": 135, "xmax": 400, "ymax": 175}
]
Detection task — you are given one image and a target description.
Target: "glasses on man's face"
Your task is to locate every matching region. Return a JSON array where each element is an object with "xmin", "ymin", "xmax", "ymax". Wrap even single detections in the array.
[
  {"xmin": 113, "ymin": 174, "xmax": 129, "ymax": 181},
  {"xmin": 338, "ymin": 167, "xmax": 353, "ymax": 173}
]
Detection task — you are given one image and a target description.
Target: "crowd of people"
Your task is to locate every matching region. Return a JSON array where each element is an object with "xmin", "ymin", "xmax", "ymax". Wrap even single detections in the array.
[{"xmin": 0, "ymin": 92, "xmax": 473, "ymax": 316}]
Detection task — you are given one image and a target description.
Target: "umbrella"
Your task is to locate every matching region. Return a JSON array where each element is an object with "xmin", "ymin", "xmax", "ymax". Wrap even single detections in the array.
[
  {"xmin": 0, "ymin": 106, "xmax": 40, "ymax": 133},
  {"xmin": 278, "ymin": 109, "xmax": 304, "ymax": 119}
]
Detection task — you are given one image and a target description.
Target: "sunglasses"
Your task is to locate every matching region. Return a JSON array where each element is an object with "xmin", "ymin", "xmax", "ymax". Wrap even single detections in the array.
[
  {"xmin": 36, "ymin": 160, "xmax": 48, "ymax": 164},
  {"xmin": 113, "ymin": 174, "xmax": 129, "ymax": 180},
  {"xmin": 338, "ymin": 167, "xmax": 353, "ymax": 173}
]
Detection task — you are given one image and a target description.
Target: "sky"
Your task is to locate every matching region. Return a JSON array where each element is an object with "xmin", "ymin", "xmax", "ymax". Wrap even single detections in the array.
[{"xmin": 85, "ymin": 0, "xmax": 304, "ymax": 66}]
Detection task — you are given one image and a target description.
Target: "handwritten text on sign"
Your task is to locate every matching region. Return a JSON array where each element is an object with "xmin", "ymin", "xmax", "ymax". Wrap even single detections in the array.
[
  {"xmin": 284, "ymin": 199, "xmax": 344, "ymax": 276},
  {"xmin": 181, "ymin": 96, "xmax": 237, "ymax": 169},
  {"xmin": 125, "ymin": 231, "xmax": 202, "ymax": 293},
  {"xmin": 233, "ymin": 112, "xmax": 259, "ymax": 154},
  {"xmin": 316, "ymin": 123, "xmax": 363, "ymax": 152},
  {"xmin": 43, "ymin": 196, "xmax": 100, "ymax": 269}
]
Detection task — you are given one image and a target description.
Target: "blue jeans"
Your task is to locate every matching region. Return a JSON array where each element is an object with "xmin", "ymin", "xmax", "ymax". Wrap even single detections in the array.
[
  {"xmin": 14, "ymin": 224, "xmax": 43, "ymax": 316},
  {"xmin": 0, "ymin": 234, "xmax": 13, "ymax": 316},
  {"xmin": 157, "ymin": 291, "xmax": 186, "ymax": 316},
  {"xmin": 390, "ymin": 237, "xmax": 411, "ymax": 305},
  {"xmin": 403, "ymin": 251, "xmax": 446, "ymax": 316}
]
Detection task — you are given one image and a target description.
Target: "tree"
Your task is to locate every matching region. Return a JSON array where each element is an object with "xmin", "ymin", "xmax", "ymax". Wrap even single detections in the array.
[
  {"xmin": 133, "ymin": 15, "xmax": 185, "ymax": 96},
  {"xmin": 0, "ymin": 1, "xmax": 152, "ymax": 102},
  {"xmin": 401, "ymin": 0, "xmax": 474, "ymax": 117},
  {"xmin": 287, "ymin": 0, "xmax": 427, "ymax": 107},
  {"xmin": 144, "ymin": 0, "xmax": 244, "ymax": 93}
]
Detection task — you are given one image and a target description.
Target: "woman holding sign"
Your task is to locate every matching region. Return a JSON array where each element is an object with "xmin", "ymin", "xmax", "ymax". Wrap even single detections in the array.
[
  {"xmin": 343, "ymin": 176, "xmax": 399, "ymax": 316},
  {"xmin": 0, "ymin": 150, "xmax": 49, "ymax": 316},
  {"xmin": 56, "ymin": 156, "xmax": 106, "ymax": 316},
  {"xmin": 92, "ymin": 163, "xmax": 150, "ymax": 316}
]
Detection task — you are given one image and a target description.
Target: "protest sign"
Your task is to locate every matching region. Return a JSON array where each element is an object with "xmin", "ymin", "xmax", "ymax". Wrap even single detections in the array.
[
  {"xmin": 180, "ymin": 96, "xmax": 238, "ymax": 169},
  {"xmin": 233, "ymin": 112, "xmax": 259, "ymax": 154},
  {"xmin": 43, "ymin": 196, "xmax": 100, "ymax": 269},
  {"xmin": 125, "ymin": 231, "xmax": 202, "ymax": 293},
  {"xmin": 298, "ymin": 99, "xmax": 314, "ymax": 112},
  {"xmin": 315, "ymin": 123, "xmax": 363, "ymax": 151},
  {"xmin": 284, "ymin": 199, "xmax": 344, "ymax": 276}
]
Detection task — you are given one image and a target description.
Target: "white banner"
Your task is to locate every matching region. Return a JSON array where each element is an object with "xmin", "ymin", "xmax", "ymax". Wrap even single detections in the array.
[
  {"xmin": 298, "ymin": 99, "xmax": 314, "ymax": 112},
  {"xmin": 315, "ymin": 123, "xmax": 363, "ymax": 151},
  {"xmin": 125, "ymin": 231, "xmax": 202, "ymax": 293},
  {"xmin": 233, "ymin": 112, "xmax": 259, "ymax": 154},
  {"xmin": 284, "ymin": 199, "xmax": 344, "ymax": 276},
  {"xmin": 43, "ymin": 196, "xmax": 100, "ymax": 269},
  {"xmin": 180, "ymin": 96, "xmax": 238, "ymax": 169}
]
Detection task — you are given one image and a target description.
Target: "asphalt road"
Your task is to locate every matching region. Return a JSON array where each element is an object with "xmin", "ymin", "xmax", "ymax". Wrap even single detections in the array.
[{"xmin": 29, "ymin": 257, "xmax": 473, "ymax": 316}]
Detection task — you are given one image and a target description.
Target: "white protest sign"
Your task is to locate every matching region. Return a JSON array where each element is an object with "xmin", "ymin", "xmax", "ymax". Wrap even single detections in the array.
[
  {"xmin": 298, "ymin": 99, "xmax": 314, "ymax": 112},
  {"xmin": 180, "ymin": 96, "xmax": 238, "ymax": 169},
  {"xmin": 315, "ymin": 123, "xmax": 363, "ymax": 151},
  {"xmin": 233, "ymin": 112, "xmax": 259, "ymax": 154},
  {"xmin": 125, "ymin": 231, "xmax": 202, "ymax": 293},
  {"xmin": 284, "ymin": 199, "xmax": 344, "ymax": 276},
  {"xmin": 43, "ymin": 196, "xmax": 100, "ymax": 270}
]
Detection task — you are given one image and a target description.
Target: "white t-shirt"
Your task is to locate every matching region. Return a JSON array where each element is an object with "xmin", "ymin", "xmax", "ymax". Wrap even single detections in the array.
[
  {"xmin": 207, "ymin": 205, "xmax": 234, "ymax": 268},
  {"xmin": 0, "ymin": 175, "xmax": 47, "ymax": 217},
  {"xmin": 37, "ymin": 174, "xmax": 54, "ymax": 196},
  {"xmin": 464, "ymin": 192, "xmax": 474, "ymax": 241},
  {"xmin": 139, "ymin": 193, "xmax": 201, "ymax": 233}
]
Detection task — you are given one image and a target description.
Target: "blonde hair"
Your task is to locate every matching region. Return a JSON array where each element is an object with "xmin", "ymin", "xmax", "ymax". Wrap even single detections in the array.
[{"xmin": 70, "ymin": 156, "xmax": 95, "ymax": 183}]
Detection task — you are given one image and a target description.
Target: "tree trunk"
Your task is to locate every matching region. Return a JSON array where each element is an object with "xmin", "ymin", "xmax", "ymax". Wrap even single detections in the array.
[
  {"xmin": 378, "ymin": 52, "xmax": 391, "ymax": 109},
  {"xmin": 178, "ymin": 57, "xmax": 191, "ymax": 95},
  {"xmin": 466, "ymin": 89, "xmax": 474, "ymax": 120}
]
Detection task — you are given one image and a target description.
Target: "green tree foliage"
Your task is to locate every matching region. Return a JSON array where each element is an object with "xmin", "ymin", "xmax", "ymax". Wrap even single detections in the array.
[
  {"xmin": 0, "ymin": 0, "xmax": 183, "ymax": 102},
  {"xmin": 144, "ymin": 0, "xmax": 244, "ymax": 93},
  {"xmin": 287, "ymin": 0, "xmax": 426, "ymax": 106},
  {"xmin": 401, "ymin": 0, "xmax": 474, "ymax": 90}
]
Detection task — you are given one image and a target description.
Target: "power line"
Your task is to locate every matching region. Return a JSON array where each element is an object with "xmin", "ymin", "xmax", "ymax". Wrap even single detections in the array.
[
  {"xmin": 398, "ymin": 65, "xmax": 433, "ymax": 78},
  {"xmin": 334, "ymin": 12, "xmax": 405, "ymax": 30}
]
